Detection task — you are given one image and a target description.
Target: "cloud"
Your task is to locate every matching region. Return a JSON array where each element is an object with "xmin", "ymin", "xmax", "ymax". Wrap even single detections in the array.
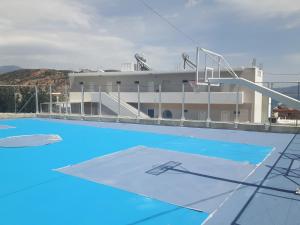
[
  {"xmin": 184, "ymin": 0, "xmax": 300, "ymax": 28},
  {"xmin": 0, "ymin": 30, "xmax": 136, "ymax": 69},
  {"xmin": 217, "ymin": 0, "xmax": 300, "ymax": 17},
  {"xmin": 284, "ymin": 53, "xmax": 300, "ymax": 64},
  {"xmin": 0, "ymin": 0, "xmax": 298, "ymax": 74},
  {"xmin": 0, "ymin": 0, "xmax": 192, "ymax": 70},
  {"xmin": 0, "ymin": 0, "xmax": 92, "ymax": 29},
  {"xmin": 138, "ymin": 45, "xmax": 188, "ymax": 70},
  {"xmin": 284, "ymin": 19, "xmax": 300, "ymax": 29},
  {"xmin": 215, "ymin": 0, "xmax": 300, "ymax": 29},
  {"xmin": 185, "ymin": 0, "xmax": 201, "ymax": 8},
  {"xmin": 0, "ymin": 0, "xmax": 139, "ymax": 70}
]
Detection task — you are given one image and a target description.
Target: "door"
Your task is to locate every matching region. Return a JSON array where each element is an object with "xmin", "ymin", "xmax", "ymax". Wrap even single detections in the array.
[
  {"xmin": 239, "ymin": 109, "xmax": 249, "ymax": 122},
  {"xmin": 106, "ymin": 81, "xmax": 112, "ymax": 92},
  {"xmin": 148, "ymin": 109, "xmax": 155, "ymax": 118},
  {"xmin": 198, "ymin": 111, "xmax": 207, "ymax": 121},
  {"xmin": 221, "ymin": 110, "xmax": 230, "ymax": 122},
  {"xmin": 147, "ymin": 81, "xmax": 154, "ymax": 92}
]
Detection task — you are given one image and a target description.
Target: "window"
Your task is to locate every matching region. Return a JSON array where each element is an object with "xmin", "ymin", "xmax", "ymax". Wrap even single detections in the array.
[{"xmin": 162, "ymin": 110, "xmax": 173, "ymax": 119}]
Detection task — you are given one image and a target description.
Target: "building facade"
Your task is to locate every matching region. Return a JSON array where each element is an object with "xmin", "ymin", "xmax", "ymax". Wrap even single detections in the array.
[{"xmin": 68, "ymin": 67, "xmax": 270, "ymax": 123}]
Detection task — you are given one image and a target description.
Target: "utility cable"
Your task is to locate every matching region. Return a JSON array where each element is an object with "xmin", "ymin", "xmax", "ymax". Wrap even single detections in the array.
[{"xmin": 137, "ymin": 0, "xmax": 198, "ymax": 45}]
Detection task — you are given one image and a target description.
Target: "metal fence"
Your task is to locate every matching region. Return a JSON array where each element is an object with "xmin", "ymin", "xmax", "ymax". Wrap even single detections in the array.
[
  {"xmin": 0, "ymin": 82, "xmax": 299, "ymax": 127},
  {"xmin": 0, "ymin": 85, "xmax": 38, "ymax": 114},
  {"xmin": 260, "ymin": 82, "xmax": 300, "ymax": 100}
]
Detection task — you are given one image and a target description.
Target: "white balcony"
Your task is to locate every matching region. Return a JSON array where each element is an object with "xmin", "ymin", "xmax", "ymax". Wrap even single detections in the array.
[{"xmin": 70, "ymin": 92, "xmax": 244, "ymax": 104}]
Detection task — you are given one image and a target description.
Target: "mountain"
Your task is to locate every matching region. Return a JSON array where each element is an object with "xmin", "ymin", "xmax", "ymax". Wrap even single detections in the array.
[
  {"xmin": 273, "ymin": 85, "xmax": 299, "ymax": 100},
  {"xmin": 0, "ymin": 65, "xmax": 22, "ymax": 74},
  {"xmin": 0, "ymin": 69, "xmax": 70, "ymax": 92},
  {"xmin": 270, "ymin": 85, "xmax": 299, "ymax": 108}
]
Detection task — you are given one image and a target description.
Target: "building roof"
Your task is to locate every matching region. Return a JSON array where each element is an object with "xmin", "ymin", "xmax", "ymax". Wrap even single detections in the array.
[{"xmin": 68, "ymin": 67, "xmax": 248, "ymax": 77}]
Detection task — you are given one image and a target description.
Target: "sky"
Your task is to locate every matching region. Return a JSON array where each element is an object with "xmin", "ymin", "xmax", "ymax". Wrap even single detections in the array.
[{"xmin": 0, "ymin": 0, "xmax": 299, "ymax": 81}]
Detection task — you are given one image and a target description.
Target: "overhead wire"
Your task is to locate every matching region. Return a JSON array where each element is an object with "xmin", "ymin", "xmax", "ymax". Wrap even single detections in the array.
[
  {"xmin": 265, "ymin": 72, "xmax": 300, "ymax": 76},
  {"xmin": 137, "ymin": 0, "xmax": 300, "ymax": 78},
  {"xmin": 137, "ymin": 0, "xmax": 198, "ymax": 45}
]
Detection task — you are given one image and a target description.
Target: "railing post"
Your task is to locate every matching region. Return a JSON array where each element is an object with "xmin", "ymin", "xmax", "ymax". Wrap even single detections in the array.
[
  {"xmin": 90, "ymin": 100, "xmax": 93, "ymax": 116},
  {"xmin": 217, "ymin": 57, "xmax": 221, "ymax": 78},
  {"xmin": 267, "ymin": 82, "xmax": 271, "ymax": 120},
  {"xmin": 80, "ymin": 82, "xmax": 84, "ymax": 117},
  {"xmin": 196, "ymin": 47, "xmax": 200, "ymax": 83},
  {"xmin": 65, "ymin": 85, "xmax": 68, "ymax": 116},
  {"xmin": 181, "ymin": 80, "xmax": 187, "ymax": 121},
  {"xmin": 117, "ymin": 81, "xmax": 121, "ymax": 122},
  {"xmin": 35, "ymin": 85, "xmax": 39, "ymax": 114},
  {"xmin": 235, "ymin": 85, "xmax": 240, "ymax": 128},
  {"xmin": 57, "ymin": 95, "xmax": 61, "ymax": 114},
  {"xmin": 49, "ymin": 84, "xmax": 52, "ymax": 115},
  {"xmin": 135, "ymin": 81, "xmax": 140, "ymax": 119},
  {"xmin": 158, "ymin": 83, "xmax": 162, "ymax": 123},
  {"xmin": 14, "ymin": 87, "xmax": 17, "ymax": 114},
  {"xmin": 98, "ymin": 85, "xmax": 102, "ymax": 118},
  {"xmin": 270, "ymin": 82, "xmax": 274, "ymax": 127},
  {"xmin": 298, "ymin": 82, "xmax": 300, "ymax": 100},
  {"xmin": 206, "ymin": 82, "xmax": 211, "ymax": 127}
]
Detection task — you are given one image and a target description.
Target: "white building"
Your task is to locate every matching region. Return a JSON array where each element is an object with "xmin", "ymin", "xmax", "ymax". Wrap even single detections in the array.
[{"xmin": 68, "ymin": 67, "xmax": 272, "ymax": 123}]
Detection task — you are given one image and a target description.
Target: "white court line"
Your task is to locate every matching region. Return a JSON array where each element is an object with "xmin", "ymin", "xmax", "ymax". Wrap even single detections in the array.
[
  {"xmin": 202, "ymin": 146, "xmax": 276, "ymax": 225},
  {"xmin": 53, "ymin": 145, "xmax": 146, "ymax": 171}
]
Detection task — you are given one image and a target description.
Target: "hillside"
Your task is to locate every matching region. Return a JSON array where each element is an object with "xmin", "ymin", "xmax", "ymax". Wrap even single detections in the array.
[
  {"xmin": 0, "ymin": 69, "xmax": 70, "ymax": 92},
  {"xmin": 274, "ymin": 85, "xmax": 299, "ymax": 100},
  {"xmin": 0, "ymin": 65, "xmax": 22, "ymax": 74}
]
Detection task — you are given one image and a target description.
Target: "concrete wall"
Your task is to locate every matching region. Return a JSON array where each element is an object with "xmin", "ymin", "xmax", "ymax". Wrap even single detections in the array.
[
  {"xmin": 70, "ymin": 103, "xmax": 116, "ymax": 116},
  {"xmin": 36, "ymin": 114, "xmax": 300, "ymax": 134},
  {"xmin": 239, "ymin": 68, "xmax": 264, "ymax": 123}
]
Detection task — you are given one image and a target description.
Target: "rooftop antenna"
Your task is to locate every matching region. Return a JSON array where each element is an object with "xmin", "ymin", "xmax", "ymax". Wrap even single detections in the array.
[
  {"xmin": 252, "ymin": 58, "xmax": 257, "ymax": 67},
  {"xmin": 134, "ymin": 53, "xmax": 152, "ymax": 71},
  {"xmin": 182, "ymin": 53, "xmax": 197, "ymax": 70}
]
